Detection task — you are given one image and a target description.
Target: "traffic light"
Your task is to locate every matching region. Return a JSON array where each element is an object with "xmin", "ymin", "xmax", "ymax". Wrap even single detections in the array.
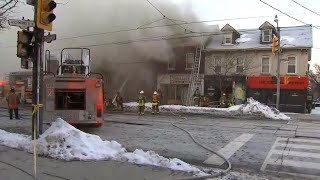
[
  {"xmin": 36, "ymin": 0, "xmax": 56, "ymax": 31},
  {"xmin": 272, "ymin": 34, "xmax": 279, "ymax": 55},
  {"xmin": 17, "ymin": 30, "xmax": 34, "ymax": 58}
]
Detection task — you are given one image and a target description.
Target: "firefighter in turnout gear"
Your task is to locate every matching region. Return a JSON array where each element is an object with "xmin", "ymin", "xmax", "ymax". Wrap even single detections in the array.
[
  {"xmin": 115, "ymin": 91, "xmax": 124, "ymax": 111},
  {"xmin": 137, "ymin": 90, "xmax": 146, "ymax": 115},
  {"xmin": 220, "ymin": 93, "xmax": 227, "ymax": 108},
  {"xmin": 151, "ymin": 91, "xmax": 160, "ymax": 114},
  {"xmin": 6, "ymin": 88, "xmax": 20, "ymax": 119},
  {"xmin": 193, "ymin": 87, "xmax": 201, "ymax": 107}
]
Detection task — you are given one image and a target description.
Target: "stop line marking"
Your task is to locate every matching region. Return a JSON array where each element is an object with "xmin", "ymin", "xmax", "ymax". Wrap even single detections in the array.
[{"xmin": 203, "ymin": 133, "xmax": 254, "ymax": 166}]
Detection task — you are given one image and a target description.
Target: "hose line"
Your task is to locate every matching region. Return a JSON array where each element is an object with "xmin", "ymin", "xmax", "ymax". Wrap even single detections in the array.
[{"xmin": 169, "ymin": 110, "xmax": 232, "ymax": 180}]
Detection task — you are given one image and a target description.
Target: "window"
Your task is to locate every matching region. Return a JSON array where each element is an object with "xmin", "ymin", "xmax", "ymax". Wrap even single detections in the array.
[
  {"xmin": 262, "ymin": 29, "xmax": 272, "ymax": 42},
  {"xmin": 168, "ymin": 59, "xmax": 176, "ymax": 70},
  {"xmin": 55, "ymin": 90, "xmax": 86, "ymax": 110},
  {"xmin": 186, "ymin": 53, "xmax": 194, "ymax": 69},
  {"xmin": 225, "ymin": 38, "xmax": 231, "ymax": 44},
  {"xmin": 261, "ymin": 56, "xmax": 270, "ymax": 73},
  {"xmin": 288, "ymin": 56, "xmax": 296, "ymax": 74},
  {"xmin": 236, "ymin": 57, "xmax": 244, "ymax": 73},
  {"xmin": 213, "ymin": 56, "xmax": 222, "ymax": 73}
]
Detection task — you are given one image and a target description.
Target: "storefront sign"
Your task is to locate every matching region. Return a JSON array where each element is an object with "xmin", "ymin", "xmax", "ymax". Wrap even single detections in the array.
[
  {"xmin": 247, "ymin": 76, "xmax": 308, "ymax": 90},
  {"xmin": 170, "ymin": 74, "xmax": 190, "ymax": 84}
]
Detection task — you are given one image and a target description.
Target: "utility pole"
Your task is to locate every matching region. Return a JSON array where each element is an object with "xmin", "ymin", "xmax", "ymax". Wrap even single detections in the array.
[
  {"xmin": 32, "ymin": 0, "xmax": 56, "ymax": 137},
  {"xmin": 274, "ymin": 15, "xmax": 281, "ymax": 110}
]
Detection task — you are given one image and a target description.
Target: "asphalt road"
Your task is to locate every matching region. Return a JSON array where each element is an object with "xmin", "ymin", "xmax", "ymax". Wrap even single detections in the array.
[
  {"xmin": 97, "ymin": 112, "xmax": 320, "ymax": 179},
  {"xmin": 1, "ymin": 108, "xmax": 320, "ymax": 179}
]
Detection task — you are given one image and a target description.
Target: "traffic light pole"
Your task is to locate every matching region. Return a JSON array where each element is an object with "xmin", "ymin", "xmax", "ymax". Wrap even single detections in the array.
[
  {"xmin": 32, "ymin": 0, "xmax": 44, "ymax": 139},
  {"xmin": 276, "ymin": 25, "xmax": 281, "ymax": 110}
]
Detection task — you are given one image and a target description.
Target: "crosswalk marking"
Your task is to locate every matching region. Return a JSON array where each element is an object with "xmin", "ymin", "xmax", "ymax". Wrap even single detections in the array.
[
  {"xmin": 272, "ymin": 150, "xmax": 320, "ymax": 159},
  {"xmin": 277, "ymin": 143, "xmax": 320, "ymax": 150},
  {"xmin": 204, "ymin": 133, "xmax": 254, "ymax": 166},
  {"xmin": 261, "ymin": 137, "xmax": 320, "ymax": 177},
  {"xmin": 278, "ymin": 137, "xmax": 320, "ymax": 144},
  {"xmin": 268, "ymin": 159, "xmax": 320, "ymax": 170}
]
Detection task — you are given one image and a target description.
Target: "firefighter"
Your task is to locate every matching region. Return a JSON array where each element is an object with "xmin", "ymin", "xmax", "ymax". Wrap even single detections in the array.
[
  {"xmin": 151, "ymin": 91, "xmax": 160, "ymax": 114},
  {"xmin": 137, "ymin": 90, "xmax": 146, "ymax": 115},
  {"xmin": 220, "ymin": 93, "xmax": 227, "ymax": 108},
  {"xmin": 6, "ymin": 88, "xmax": 20, "ymax": 120},
  {"xmin": 115, "ymin": 91, "xmax": 124, "ymax": 111},
  {"xmin": 64, "ymin": 94, "xmax": 71, "ymax": 109},
  {"xmin": 193, "ymin": 87, "xmax": 201, "ymax": 107}
]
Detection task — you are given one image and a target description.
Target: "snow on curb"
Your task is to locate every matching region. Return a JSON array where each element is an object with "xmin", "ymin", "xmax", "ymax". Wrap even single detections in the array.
[
  {"xmin": 0, "ymin": 118, "xmax": 206, "ymax": 176},
  {"xmin": 124, "ymin": 98, "xmax": 290, "ymax": 120}
]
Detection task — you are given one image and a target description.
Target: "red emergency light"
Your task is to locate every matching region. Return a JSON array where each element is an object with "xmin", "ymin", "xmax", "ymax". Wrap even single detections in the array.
[{"xmin": 97, "ymin": 104, "xmax": 102, "ymax": 117}]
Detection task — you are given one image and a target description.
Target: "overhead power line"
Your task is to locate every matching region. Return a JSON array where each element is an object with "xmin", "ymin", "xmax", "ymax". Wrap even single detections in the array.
[
  {"xmin": 291, "ymin": 0, "xmax": 320, "ymax": 17},
  {"xmin": 0, "ymin": 26, "xmax": 311, "ymax": 49},
  {"xmin": 259, "ymin": 0, "xmax": 320, "ymax": 29},
  {"xmin": 145, "ymin": 0, "xmax": 193, "ymax": 33}
]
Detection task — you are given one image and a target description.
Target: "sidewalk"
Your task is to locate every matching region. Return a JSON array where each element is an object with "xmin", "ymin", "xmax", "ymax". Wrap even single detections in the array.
[
  {"xmin": 0, "ymin": 145, "xmax": 192, "ymax": 180},
  {"xmin": 285, "ymin": 113, "xmax": 320, "ymax": 121}
]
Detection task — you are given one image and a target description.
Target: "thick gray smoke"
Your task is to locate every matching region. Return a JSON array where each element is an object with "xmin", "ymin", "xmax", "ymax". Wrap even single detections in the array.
[{"xmin": 45, "ymin": 0, "xmax": 218, "ymax": 100}]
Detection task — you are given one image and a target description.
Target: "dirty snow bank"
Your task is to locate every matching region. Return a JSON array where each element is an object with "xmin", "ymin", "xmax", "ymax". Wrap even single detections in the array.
[
  {"xmin": 0, "ymin": 119, "xmax": 206, "ymax": 176},
  {"xmin": 124, "ymin": 98, "xmax": 290, "ymax": 120}
]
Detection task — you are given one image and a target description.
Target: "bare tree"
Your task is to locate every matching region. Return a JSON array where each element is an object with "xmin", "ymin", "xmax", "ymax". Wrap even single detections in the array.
[
  {"xmin": 0, "ymin": 0, "xmax": 19, "ymax": 29},
  {"xmin": 309, "ymin": 64, "xmax": 320, "ymax": 100},
  {"xmin": 206, "ymin": 52, "xmax": 259, "ymax": 97}
]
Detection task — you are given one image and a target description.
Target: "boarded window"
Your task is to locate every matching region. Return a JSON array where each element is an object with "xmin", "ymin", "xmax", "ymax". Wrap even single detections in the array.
[
  {"xmin": 288, "ymin": 56, "xmax": 296, "ymax": 74},
  {"xmin": 186, "ymin": 53, "xmax": 194, "ymax": 69},
  {"xmin": 236, "ymin": 57, "xmax": 244, "ymax": 73},
  {"xmin": 261, "ymin": 56, "xmax": 270, "ymax": 73}
]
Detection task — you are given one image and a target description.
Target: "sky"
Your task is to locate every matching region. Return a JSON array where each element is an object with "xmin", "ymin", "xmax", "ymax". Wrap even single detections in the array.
[{"xmin": 0, "ymin": 0, "xmax": 319, "ymax": 77}]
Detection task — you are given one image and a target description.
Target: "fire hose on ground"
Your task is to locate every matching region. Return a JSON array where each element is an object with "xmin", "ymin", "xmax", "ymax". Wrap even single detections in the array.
[{"xmin": 169, "ymin": 110, "xmax": 232, "ymax": 180}]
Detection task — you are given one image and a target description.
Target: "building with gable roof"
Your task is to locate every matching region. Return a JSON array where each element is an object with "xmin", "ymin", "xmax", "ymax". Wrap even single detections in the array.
[{"xmin": 204, "ymin": 22, "xmax": 312, "ymax": 112}]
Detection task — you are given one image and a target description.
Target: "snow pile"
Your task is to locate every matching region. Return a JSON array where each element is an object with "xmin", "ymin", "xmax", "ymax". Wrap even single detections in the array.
[
  {"xmin": 240, "ymin": 98, "xmax": 290, "ymax": 120},
  {"xmin": 34, "ymin": 119, "xmax": 126, "ymax": 160},
  {"xmin": 123, "ymin": 98, "xmax": 290, "ymax": 120},
  {"xmin": 0, "ymin": 119, "xmax": 206, "ymax": 176}
]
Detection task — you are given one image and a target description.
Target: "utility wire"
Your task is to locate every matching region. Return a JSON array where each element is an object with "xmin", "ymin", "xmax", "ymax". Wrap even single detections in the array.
[
  {"xmin": 1, "ymin": 26, "xmax": 312, "ymax": 49},
  {"xmin": 46, "ymin": 28, "xmax": 310, "ymax": 51},
  {"xmin": 291, "ymin": 0, "xmax": 320, "ymax": 17},
  {"xmin": 145, "ymin": 0, "xmax": 193, "ymax": 33},
  {"xmin": 259, "ymin": 0, "xmax": 320, "ymax": 29}
]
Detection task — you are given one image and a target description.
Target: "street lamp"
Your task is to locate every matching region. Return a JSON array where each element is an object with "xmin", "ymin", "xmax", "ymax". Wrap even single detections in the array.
[{"xmin": 274, "ymin": 15, "xmax": 281, "ymax": 110}]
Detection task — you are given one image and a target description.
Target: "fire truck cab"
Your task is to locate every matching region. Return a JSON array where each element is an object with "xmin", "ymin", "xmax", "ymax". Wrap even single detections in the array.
[{"xmin": 43, "ymin": 48, "xmax": 104, "ymax": 127}]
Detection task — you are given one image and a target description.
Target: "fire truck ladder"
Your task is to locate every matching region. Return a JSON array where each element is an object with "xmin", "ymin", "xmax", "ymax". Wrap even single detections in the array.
[{"xmin": 187, "ymin": 46, "xmax": 202, "ymax": 105}]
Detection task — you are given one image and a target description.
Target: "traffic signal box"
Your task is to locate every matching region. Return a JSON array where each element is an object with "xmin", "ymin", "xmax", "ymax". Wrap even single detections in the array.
[
  {"xmin": 36, "ymin": 0, "xmax": 56, "ymax": 31},
  {"xmin": 17, "ymin": 30, "xmax": 34, "ymax": 58},
  {"xmin": 272, "ymin": 34, "xmax": 279, "ymax": 55}
]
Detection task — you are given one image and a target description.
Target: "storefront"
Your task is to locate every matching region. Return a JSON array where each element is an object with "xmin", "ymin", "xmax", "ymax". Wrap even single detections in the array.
[
  {"xmin": 204, "ymin": 75, "xmax": 247, "ymax": 105},
  {"xmin": 157, "ymin": 74, "xmax": 204, "ymax": 105},
  {"xmin": 246, "ymin": 76, "xmax": 309, "ymax": 113}
]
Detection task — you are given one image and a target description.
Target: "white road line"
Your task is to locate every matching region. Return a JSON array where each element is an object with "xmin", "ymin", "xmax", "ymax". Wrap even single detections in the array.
[
  {"xmin": 203, "ymin": 133, "xmax": 254, "ymax": 166},
  {"xmin": 277, "ymin": 138, "xmax": 320, "ymax": 144},
  {"xmin": 272, "ymin": 150, "xmax": 320, "ymax": 159},
  {"xmin": 261, "ymin": 137, "xmax": 282, "ymax": 171},
  {"xmin": 277, "ymin": 143, "xmax": 320, "ymax": 151},
  {"xmin": 268, "ymin": 158, "xmax": 320, "ymax": 170}
]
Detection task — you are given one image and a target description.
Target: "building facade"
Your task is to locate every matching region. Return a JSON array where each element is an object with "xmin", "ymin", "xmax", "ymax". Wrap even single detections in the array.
[
  {"xmin": 157, "ymin": 46, "xmax": 205, "ymax": 105},
  {"xmin": 204, "ymin": 22, "xmax": 312, "ymax": 112}
]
